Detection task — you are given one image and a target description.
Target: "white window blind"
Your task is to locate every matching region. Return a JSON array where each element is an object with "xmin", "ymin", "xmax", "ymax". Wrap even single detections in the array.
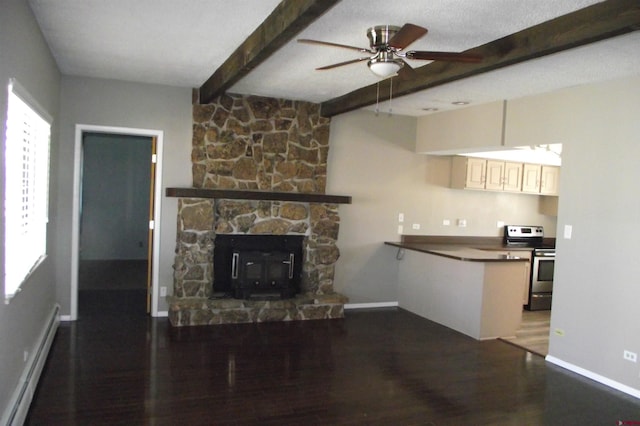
[{"xmin": 4, "ymin": 79, "xmax": 51, "ymax": 301}]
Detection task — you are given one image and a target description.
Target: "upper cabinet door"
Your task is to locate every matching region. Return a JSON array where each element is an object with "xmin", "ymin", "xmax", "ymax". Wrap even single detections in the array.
[
  {"xmin": 485, "ymin": 160, "xmax": 506, "ymax": 191},
  {"xmin": 540, "ymin": 166, "xmax": 560, "ymax": 195},
  {"xmin": 451, "ymin": 156, "xmax": 486, "ymax": 190},
  {"xmin": 522, "ymin": 164, "xmax": 542, "ymax": 193},
  {"xmin": 503, "ymin": 162, "xmax": 523, "ymax": 192},
  {"xmin": 465, "ymin": 157, "xmax": 487, "ymax": 189}
]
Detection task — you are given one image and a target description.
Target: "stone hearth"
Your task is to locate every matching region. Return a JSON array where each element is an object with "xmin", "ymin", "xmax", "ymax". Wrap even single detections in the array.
[{"xmin": 167, "ymin": 94, "xmax": 349, "ymax": 327}]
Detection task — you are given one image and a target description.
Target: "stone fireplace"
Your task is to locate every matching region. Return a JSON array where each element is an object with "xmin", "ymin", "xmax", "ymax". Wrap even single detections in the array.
[{"xmin": 167, "ymin": 94, "xmax": 350, "ymax": 327}]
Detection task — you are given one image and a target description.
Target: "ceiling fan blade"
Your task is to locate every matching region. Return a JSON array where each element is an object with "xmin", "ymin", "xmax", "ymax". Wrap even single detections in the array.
[
  {"xmin": 396, "ymin": 60, "xmax": 418, "ymax": 80},
  {"xmin": 297, "ymin": 39, "xmax": 371, "ymax": 53},
  {"xmin": 316, "ymin": 57, "xmax": 371, "ymax": 70},
  {"xmin": 388, "ymin": 23, "xmax": 428, "ymax": 50},
  {"xmin": 406, "ymin": 50, "xmax": 482, "ymax": 63}
]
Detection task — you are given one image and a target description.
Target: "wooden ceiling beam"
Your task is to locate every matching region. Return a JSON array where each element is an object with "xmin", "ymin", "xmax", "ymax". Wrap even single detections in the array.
[
  {"xmin": 320, "ymin": 0, "xmax": 640, "ymax": 117},
  {"xmin": 199, "ymin": 0, "xmax": 340, "ymax": 104}
]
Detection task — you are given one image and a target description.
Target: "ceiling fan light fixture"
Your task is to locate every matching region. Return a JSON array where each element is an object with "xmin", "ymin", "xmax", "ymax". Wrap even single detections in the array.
[{"xmin": 368, "ymin": 57, "xmax": 403, "ymax": 78}]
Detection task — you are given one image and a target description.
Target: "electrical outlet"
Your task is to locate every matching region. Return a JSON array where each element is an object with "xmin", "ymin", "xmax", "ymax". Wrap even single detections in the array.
[
  {"xmin": 497, "ymin": 220, "xmax": 505, "ymax": 228},
  {"xmin": 397, "ymin": 225, "xmax": 403, "ymax": 234},
  {"xmin": 623, "ymin": 350, "xmax": 637, "ymax": 363},
  {"xmin": 160, "ymin": 286, "xmax": 167, "ymax": 297},
  {"xmin": 412, "ymin": 223, "xmax": 421, "ymax": 230},
  {"xmin": 398, "ymin": 213, "xmax": 404, "ymax": 223},
  {"xmin": 457, "ymin": 219, "xmax": 467, "ymax": 228},
  {"xmin": 442, "ymin": 219, "xmax": 450, "ymax": 226}
]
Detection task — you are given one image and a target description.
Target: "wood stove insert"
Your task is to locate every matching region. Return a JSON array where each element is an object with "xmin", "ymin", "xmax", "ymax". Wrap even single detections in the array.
[{"xmin": 214, "ymin": 235, "xmax": 304, "ymax": 299}]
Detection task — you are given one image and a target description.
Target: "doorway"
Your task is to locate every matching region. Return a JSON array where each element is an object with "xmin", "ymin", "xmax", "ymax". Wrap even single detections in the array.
[
  {"xmin": 71, "ymin": 125, "xmax": 163, "ymax": 320},
  {"xmin": 79, "ymin": 132, "xmax": 152, "ymax": 316}
]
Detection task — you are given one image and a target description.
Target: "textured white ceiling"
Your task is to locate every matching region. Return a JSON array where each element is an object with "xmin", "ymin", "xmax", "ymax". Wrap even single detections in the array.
[{"xmin": 28, "ymin": 0, "xmax": 640, "ymax": 116}]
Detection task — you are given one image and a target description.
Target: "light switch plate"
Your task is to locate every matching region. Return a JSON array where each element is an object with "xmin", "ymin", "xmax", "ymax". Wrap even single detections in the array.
[{"xmin": 564, "ymin": 225, "xmax": 573, "ymax": 239}]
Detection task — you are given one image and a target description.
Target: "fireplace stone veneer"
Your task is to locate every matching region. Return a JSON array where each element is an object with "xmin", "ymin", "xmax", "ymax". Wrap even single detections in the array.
[
  {"xmin": 167, "ymin": 94, "xmax": 349, "ymax": 327},
  {"xmin": 168, "ymin": 196, "xmax": 349, "ymax": 326}
]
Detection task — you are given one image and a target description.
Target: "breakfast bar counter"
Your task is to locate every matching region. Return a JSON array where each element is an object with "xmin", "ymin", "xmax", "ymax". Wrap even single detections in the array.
[{"xmin": 386, "ymin": 237, "xmax": 529, "ymax": 340}]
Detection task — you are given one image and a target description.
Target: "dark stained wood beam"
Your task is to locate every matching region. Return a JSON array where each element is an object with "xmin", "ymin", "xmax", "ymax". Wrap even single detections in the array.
[
  {"xmin": 165, "ymin": 187, "xmax": 351, "ymax": 204},
  {"xmin": 320, "ymin": 0, "xmax": 640, "ymax": 117},
  {"xmin": 199, "ymin": 0, "xmax": 341, "ymax": 104}
]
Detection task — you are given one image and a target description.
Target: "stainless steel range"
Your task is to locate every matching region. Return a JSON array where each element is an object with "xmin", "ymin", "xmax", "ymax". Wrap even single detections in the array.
[{"xmin": 504, "ymin": 225, "xmax": 555, "ymax": 311}]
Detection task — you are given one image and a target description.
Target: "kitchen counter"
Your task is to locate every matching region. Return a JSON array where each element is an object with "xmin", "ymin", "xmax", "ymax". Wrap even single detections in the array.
[
  {"xmin": 384, "ymin": 242, "xmax": 529, "ymax": 262},
  {"xmin": 388, "ymin": 235, "xmax": 538, "ymax": 340}
]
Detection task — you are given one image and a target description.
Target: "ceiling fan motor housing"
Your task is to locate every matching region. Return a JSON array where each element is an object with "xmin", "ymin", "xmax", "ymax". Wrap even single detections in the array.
[{"xmin": 367, "ymin": 25, "xmax": 401, "ymax": 50}]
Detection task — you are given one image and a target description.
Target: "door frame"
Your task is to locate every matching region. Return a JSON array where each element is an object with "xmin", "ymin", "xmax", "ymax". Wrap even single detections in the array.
[{"xmin": 71, "ymin": 124, "xmax": 164, "ymax": 320}]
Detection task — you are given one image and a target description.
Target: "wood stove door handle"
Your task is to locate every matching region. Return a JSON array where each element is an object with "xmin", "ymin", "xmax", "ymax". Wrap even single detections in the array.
[
  {"xmin": 282, "ymin": 253, "xmax": 294, "ymax": 279},
  {"xmin": 232, "ymin": 253, "xmax": 239, "ymax": 279}
]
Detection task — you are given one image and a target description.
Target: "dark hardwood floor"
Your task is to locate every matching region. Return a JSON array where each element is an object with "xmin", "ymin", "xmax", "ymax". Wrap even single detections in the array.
[
  {"xmin": 79, "ymin": 259, "xmax": 148, "ymax": 290},
  {"xmin": 26, "ymin": 292, "xmax": 640, "ymax": 425}
]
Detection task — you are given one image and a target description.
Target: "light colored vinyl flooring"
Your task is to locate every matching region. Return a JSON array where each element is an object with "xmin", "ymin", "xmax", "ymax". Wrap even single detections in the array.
[{"xmin": 501, "ymin": 309, "xmax": 551, "ymax": 357}]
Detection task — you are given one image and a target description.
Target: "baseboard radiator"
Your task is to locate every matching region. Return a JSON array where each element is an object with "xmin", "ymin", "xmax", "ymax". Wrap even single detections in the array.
[{"xmin": 1, "ymin": 304, "xmax": 60, "ymax": 426}]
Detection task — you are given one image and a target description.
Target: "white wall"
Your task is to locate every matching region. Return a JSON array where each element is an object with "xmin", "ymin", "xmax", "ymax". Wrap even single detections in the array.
[
  {"xmin": 326, "ymin": 110, "xmax": 556, "ymax": 304},
  {"xmin": 542, "ymin": 75, "xmax": 640, "ymax": 395},
  {"xmin": 0, "ymin": 0, "xmax": 61, "ymax": 418},
  {"xmin": 57, "ymin": 76, "xmax": 192, "ymax": 315}
]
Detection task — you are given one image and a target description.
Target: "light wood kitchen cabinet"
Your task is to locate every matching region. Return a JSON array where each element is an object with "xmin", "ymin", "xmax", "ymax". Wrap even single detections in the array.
[
  {"xmin": 540, "ymin": 165, "xmax": 560, "ymax": 195},
  {"xmin": 452, "ymin": 157, "xmax": 523, "ymax": 192},
  {"xmin": 451, "ymin": 156, "xmax": 559, "ymax": 195},
  {"xmin": 485, "ymin": 160, "xmax": 523, "ymax": 192},
  {"xmin": 503, "ymin": 162, "xmax": 523, "ymax": 192},
  {"xmin": 521, "ymin": 164, "xmax": 541, "ymax": 193},
  {"xmin": 451, "ymin": 156, "xmax": 487, "ymax": 190}
]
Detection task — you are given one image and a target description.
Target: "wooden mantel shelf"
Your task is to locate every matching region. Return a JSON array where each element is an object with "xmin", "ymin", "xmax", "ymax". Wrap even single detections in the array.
[{"xmin": 165, "ymin": 188, "xmax": 352, "ymax": 204}]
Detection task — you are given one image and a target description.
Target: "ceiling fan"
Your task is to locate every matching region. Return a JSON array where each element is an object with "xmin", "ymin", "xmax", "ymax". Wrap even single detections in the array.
[{"xmin": 298, "ymin": 23, "xmax": 482, "ymax": 79}]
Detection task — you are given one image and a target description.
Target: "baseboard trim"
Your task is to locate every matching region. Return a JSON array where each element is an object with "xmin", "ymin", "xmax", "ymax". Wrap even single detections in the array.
[
  {"xmin": 344, "ymin": 301, "xmax": 399, "ymax": 310},
  {"xmin": 1, "ymin": 304, "xmax": 60, "ymax": 426},
  {"xmin": 546, "ymin": 355, "xmax": 640, "ymax": 399}
]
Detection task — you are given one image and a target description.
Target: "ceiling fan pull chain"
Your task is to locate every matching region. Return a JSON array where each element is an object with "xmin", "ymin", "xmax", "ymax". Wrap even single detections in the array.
[
  {"xmin": 388, "ymin": 77, "xmax": 393, "ymax": 116},
  {"xmin": 375, "ymin": 81, "xmax": 380, "ymax": 116}
]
